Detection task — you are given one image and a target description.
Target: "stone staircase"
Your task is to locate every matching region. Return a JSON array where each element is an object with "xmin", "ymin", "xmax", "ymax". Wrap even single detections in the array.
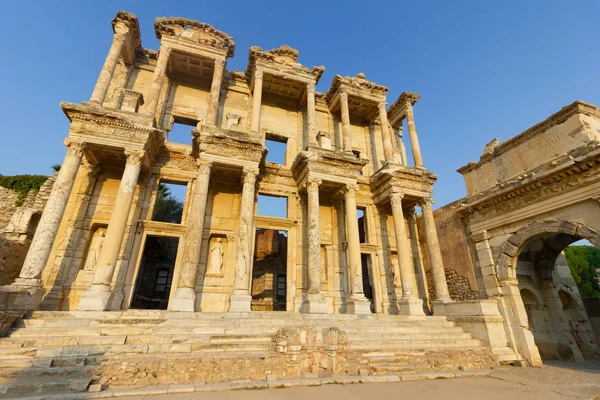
[{"xmin": 0, "ymin": 310, "xmax": 498, "ymax": 398}]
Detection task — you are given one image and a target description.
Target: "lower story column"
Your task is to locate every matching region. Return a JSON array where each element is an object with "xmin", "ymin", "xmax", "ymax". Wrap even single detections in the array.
[
  {"xmin": 77, "ymin": 150, "xmax": 144, "ymax": 311},
  {"xmin": 229, "ymin": 167, "xmax": 259, "ymax": 312},
  {"xmin": 390, "ymin": 192, "xmax": 424, "ymax": 315},
  {"xmin": 305, "ymin": 178, "xmax": 327, "ymax": 313}
]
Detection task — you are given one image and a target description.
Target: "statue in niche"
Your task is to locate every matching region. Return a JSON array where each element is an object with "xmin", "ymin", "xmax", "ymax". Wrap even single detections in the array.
[
  {"xmin": 84, "ymin": 229, "xmax": 106, "ymax": 271},
  {"xmin": 207, "ymin": 237, "xmax": 224, "ymax": 274},
  {"xmin": 391, "ymin": 257, "xmax": 401, "ymax": 287}
]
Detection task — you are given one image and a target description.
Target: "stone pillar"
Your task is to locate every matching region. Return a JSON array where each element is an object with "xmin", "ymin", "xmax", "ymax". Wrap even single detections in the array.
[
  {"xmin": 406, "ymin": 207, "xmax": 430, "ymax": 307},
  {"xmin": 378, "ymin": 102, "xmax": 394, "ymax": 162},
  {"xmin": 405, "ymin": 102, "xmax": 423, "ymax": 167},
  {"xmin": 389, "ymin": 192, "xmax": 424, "ymax": 315},
  {"xmin": 344, "ymin": 184, "xmax": 371, "ymax": 314},
  {"xmin": 89, "ymin": 29, "xmax": 128, "ymax": 105},
  {"xmin": 250, "ymin": 70, "xmax": 264, "ymax": 133},
  {"xmin": 229, "ymin": 167, "xmax": 259, "ymax": 312},
  {"xmin": 306, "ymin": 82, "xmax": 317, "ymax": 147},
  {"xmin": 77, "ymin": 150, "xmax": 144, "ymax": 311},
  {"xmin": 170, "ymin": 161, "xmax": 213, "ymax": 311},
  {"xmin": 305, "ymin": 178, "xmax": 327, "ymax": 313},
  {"xmin": 420, "ymin": 197, "xmax": 451, "ymax": 312},
  {"xmin": 13, "ymin": 140, "xmax": 85, "ymax": 290},
  {"xmin": 143, "ymin": 46, "xmax": 172, "ymax": 117},
  {"xmin": 340, "ymin": 92, "xmax": 353, "ymax": 153},
  {"xmin": 206, "ymin": 60, "xmax": 225, "ymax": 126}
]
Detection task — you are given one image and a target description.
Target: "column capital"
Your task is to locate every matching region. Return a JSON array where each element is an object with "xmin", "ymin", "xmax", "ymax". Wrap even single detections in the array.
[
  {"xmin": 339, "ymin": 91, "xmax": 348, "ymax": 101},
  {"xmin": 64, "ymin": 139, "xmax": 86, "ymax": 158},
  {"xmin": 306, "ymin": 178, "xmax": 322, "ymax": 192},
  {"xmin": 419, "ymin": 197, "xmax": 435, "ymax": 208},
  {"xmin": 406, "ymin": 206, "xmax": 417, "ymax": 215},
  {"xmin": 242, "ymin": 166, "xmax": 259, "ymax": 181},
  {"xmin": 343, "ymin": 183, "xmax": 359, "ymax": 198},
  {"xmin": 378, "ymin": 101, "xmax": 388, "ymax": 112},
  {"xmin": 196, "ymin": 160, "xmax": 214, "ymax": 176},
  {"xmin": 124, "ymin": 149, "xmax": 145, "ymax": 166},
  {"xmin": 214, "ymin": 59, "xmax": 225, "ymax": 68},
  {"xmin": 255, "ymin": 69, "xmax": 264, "ymax": 80},
  {"xmin": 307, "ymin": 81, "xmax": 316, "ymax": 94},
  {"xmin": 159, "ymin": 45, "xmax": 172, "ymax": 58},
  {"xmin": 404, "ymin": 101, "xmax": 415, "ymax": 116}
]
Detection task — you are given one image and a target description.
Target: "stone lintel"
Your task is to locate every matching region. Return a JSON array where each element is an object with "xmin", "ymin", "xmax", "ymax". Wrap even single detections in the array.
[
  {"xmin": 291, "ymin": 147, "xmax": 368, "ymax": 188},
  {"xmin": 370, "ymin": 164, "xmax": 436, "ymax": 205},
  {"xmin": 195, "ymin": 125, "xmax": 266, "ymax": 166},
  {"xmin": 325, "ymin": 74, "xmax": 388, "ymax": 112},
  {"xmin": 387, "ymin": 92, "xmax": 420, "ymax": 127}
]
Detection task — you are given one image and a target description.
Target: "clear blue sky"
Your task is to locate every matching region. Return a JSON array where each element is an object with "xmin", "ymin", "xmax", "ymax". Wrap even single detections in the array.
[{"xmin": 2, "ymin": 1, "xmax": 599, "ymax": 209}]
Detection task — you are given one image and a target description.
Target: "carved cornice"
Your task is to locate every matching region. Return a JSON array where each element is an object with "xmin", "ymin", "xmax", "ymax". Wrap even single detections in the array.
[
  {"xmin": 61, "ymin": 102, "xmax": 157, "ymax": 134},
  {"xmin": 387, "ymin": 92, "xmax": 420, "ymax": 127},
  {"xmin": 324, "ymin": 73, "xmax": 389, "ymax": 105},
  {"xmin": 154, "ymin": 17, "xmax": 235, "ymax": 58},
  {"xmin": 112, "ymin": 11, "xmax": 141, "ymax": 49},
  {"xmin": 245, "ymin": 45, "xmax": 324, "ymax": 84},
  {"xmin": 458, "ymin": 100, "xmax": 600, "ymax": 174}
]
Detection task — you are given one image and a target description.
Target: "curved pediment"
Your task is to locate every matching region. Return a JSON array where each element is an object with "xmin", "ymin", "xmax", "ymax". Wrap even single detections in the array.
[{"xmin": 154, "ymin": 17, "xmax": 235, "ymax": 57}]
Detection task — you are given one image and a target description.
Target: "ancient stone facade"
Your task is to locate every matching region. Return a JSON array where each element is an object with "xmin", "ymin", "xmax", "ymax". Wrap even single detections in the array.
[{"xmin": 436, "ymin": 101, "xmax": 600, "ymax": 365}]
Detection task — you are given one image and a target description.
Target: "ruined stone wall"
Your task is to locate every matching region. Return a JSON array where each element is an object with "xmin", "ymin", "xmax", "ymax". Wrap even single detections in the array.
[{"xmin": 0, "ymin": 174, "xmax": 56, "ymax": 286}]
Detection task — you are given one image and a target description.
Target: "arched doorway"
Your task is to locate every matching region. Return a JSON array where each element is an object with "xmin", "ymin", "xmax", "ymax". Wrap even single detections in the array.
[{"xmin": 505, "ymin": 222, "xmax": 600, "ymax": 361}]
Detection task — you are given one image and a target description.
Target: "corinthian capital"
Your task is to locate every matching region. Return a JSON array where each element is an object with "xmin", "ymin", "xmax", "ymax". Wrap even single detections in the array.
[
  {"xmin": 255, "ymin": 70, "xmax": 264, "ymax": 80},
  {"xmin": 196, "ymin": 160, "xmax": 214, "ymax": 177},
  {"xmin": 306, "ymin": 178, "xmax": 322, "ymax": 192},
  {"xmin": 378, "ymin": 102, "xmax": 388, "ymax": 113},
  {"xmin": 242, "ymin": 166, "xmax": 259, "ymax": 183},
  {"xmin": 214, "ymin": 59, "xmax": 225, "ymax": 69},
  {"xmin": 419, "ymin": 197, "xmax": 435, "ymax": 208},
  {"xmin": 343, "ymin": 184, "xmax": 359, "ymax": 198},
  {"xmin": 124, "ymin": 149, "xmax": 145, "ymax": 166},
  {"xmin": 389, "ymin": 191, "xmax": 405, "ymax": 207},
  {"xmin": 339, "ymin": 92, "xmax": 348, "ymax": 102},
  {"xmin": 64, "ymin": 139, "xmax": 86, "ymax": 158},
  {"xmin": 307, "ymin": 81, "xmax": 316, "ymax": 94}
]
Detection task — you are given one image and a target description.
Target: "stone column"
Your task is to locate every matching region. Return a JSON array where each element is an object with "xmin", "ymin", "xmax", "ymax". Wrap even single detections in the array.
[
  {"xmin": 378, "ymin": 102, "xmax": 394, "ymax": 162},
  {"xmin": 143, "ymin": 46, "xmax": 172, "ymax": 117},
  {"xmin": 206, "ymin": 60, "xmax": 225, "ymax": 126},
  {"xmin": 250, "ymin": 70, "xmax": 264, "ymax": 133},
  {"xmin": 306, "ymin": 81, "xmax": 317, "ymax": 146},
  {"xmin": 389, "ymin": 192, "xmax": 424, "ymax": 315},
  {"xmin": 340, "ymin": 92, "xmax": 353, "ymax": 153},
  {"xmin": 229, "ymin": 167, "xmax": 259, "ymax": 312},
  {"xmin": 305, "ymin": 178, "xmax": 327, "ymax": 313},
  {"xmin": 170, "ymin": 161, "xmax": 213, "ymax": 311},
  {"xmin": 420, "ymin": 198, "xmax": 451, "ymax": 311},
  {"xmin": 89, "ymin": 29, "xmax": 128, "ymax": 105},
  {"xmin": 77, "ymin": 150, "xmax": 144, "ymax": 311},
  {"xmin": 405, "ymin": 102, "xmax": 423, "ymax": 167},
  {"xmin": 344, "ymin": 184, "xmax": 371, "ymax": 314},
  {"xmin": 13, "ymin": 140, "xmax": 85, "ymax": 290}
]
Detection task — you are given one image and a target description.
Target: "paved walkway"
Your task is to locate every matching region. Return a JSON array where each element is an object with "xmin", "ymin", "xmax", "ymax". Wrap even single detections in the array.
[{"xmin": 132, "ymin": 361, "xmax": 600, "ymax": 400}]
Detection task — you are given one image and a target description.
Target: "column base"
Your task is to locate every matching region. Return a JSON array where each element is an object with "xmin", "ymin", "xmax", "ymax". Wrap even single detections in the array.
[
  {"xmin": 228, "ymin": 291, "xmax": 252, "ymax": 312},
  {"xmin": 431, "ymin": 298, "xmax": 453, "ymax": 316},
  {"xmin": 77, "ymin": 284, "xmax": 112, "ymax": 311},
  {"xmin": 170, "ymin": 288, "xmax": 197, "ymax": 312},
  {"xmin": 397, "ymin": 297, "xmax": 425, "ymax": 316},
  {"xmin": 305, "ymin": 294, "xmax": 328, "ymax": 314},
  {"xmin": 39, "ymin": 288, "xmax": 64, "ymax": 311},
  {"xmin": 347, "ymin": 296, "xmax": 372, "ymax": 315},
  {"xmin": 0, "ymin": 282, "xmax": 43, "ymax": 312}
]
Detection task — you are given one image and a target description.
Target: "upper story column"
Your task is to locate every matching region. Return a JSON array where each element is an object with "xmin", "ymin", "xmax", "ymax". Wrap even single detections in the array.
[
  {"xmin": 378, "ymin": 102, "xmax": 394, "ymax": 162},
  {"xmin": 12, "ymin": 140, "xmax": 86, "ymax": 290},
  {"xmin": 306, "ymin": 81, "xmax": 317, "ymax": 147},
  {"xmin": 340, "ymin": 92, "xmax": 353, "ymax": 153},
  {"xmin": 78, "ymin": 150, "xmax": 145, "ymax": 311},
  {"xmin": 89, "ymin": 27, "xmax": 129, "ymax": 105},
  {"xmin": 405, "ymin": 99, "xmax": 423, "ymax": 167},
  {"xmin": 206, "ymin": 60, "xmax": 226, "ymax": 126},
  {"xmin": 143, "ymin": 45, "xmax": 172, "ymax": 118},
  {"xmin": 250, "ymin": 70, "xmax": 264, "ymax": 133}
]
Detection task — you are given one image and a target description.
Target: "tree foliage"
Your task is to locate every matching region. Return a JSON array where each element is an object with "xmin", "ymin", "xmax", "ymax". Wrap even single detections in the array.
[
  {"xmin": 0, "ymin": 175, "xmax": 48, "ymax": 206},
  {"xmin": 151, "ymin": 183, "xmax": 184, "ymax": 224},
  {"xmin": 564, "ymin": 245, "xmax": 600, "ymax": 298}
]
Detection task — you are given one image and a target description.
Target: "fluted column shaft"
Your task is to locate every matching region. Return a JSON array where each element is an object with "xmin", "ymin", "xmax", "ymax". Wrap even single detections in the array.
[
  {"xmin": 250, "ymin": 70, "xmax": 264, "ymax": 133},
  {"xmin": 144, "ymin": 46, "xmax": 172, "ymax": 117},
  {"xmin": 90, "ymin": 27, "xmax": 128, "ymax": 105},
  {"xmin": 78, "ymin": 150, "xmax": 143, "ymax": 311},
  {"xmin": 378, "ymin": 102, "xmax": 394, "ymax": 162},
  {"xmin": 389, "ymin": 193, "xmax": 417, "ymax": 299},
  {"xmin": 340, "ymin": 92, "xmax": 353, "ymax": 153},
  {"xmin": 306, "ymin": 179, "xmax": 322, "ymax": 294},
  {"xmin": 405, "ymin": 102, "xmax": 423, "ymax": 167},
  {"xmin": 307, "ymin": 82, "xmax": 317, "ymax": 146},
  {"xmin": 420, "ymin": 198, "xmax": 451, "ymax": 301},
  {"xmin": 15, "ymin": 141, "xmax": 85, "ymax": 287},
  {"xmin": 344, "ymin": 185, "xmax": 364, "ymax": 297},
  {"xmin": 206, "ymin": 60, "xmax": 225, "ymax": 126},
  {"xmin": 170, "ymin": 162, "xmax": 213, "ymax": 311}
]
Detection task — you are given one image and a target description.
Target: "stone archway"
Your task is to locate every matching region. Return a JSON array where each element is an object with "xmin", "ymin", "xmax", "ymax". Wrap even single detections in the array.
[{"xmin": 496, "ymin": 219, "xmax": 600, "ymax": 361}]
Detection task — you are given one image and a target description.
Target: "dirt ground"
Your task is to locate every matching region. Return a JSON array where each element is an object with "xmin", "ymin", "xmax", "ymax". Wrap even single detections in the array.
[{"xmin": 124, "ymin": 360, "xmax": 600, "ymax": 400}]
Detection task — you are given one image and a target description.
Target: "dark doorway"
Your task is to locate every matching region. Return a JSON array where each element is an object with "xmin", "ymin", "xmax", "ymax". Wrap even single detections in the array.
[
  {"xmin": 251, "ymin": 229, "xmax": 287, "ymax": 311},
  {"xmin": 361, "ymin": 253, "xmax": 373, "ymax": 301},
  {"xmin": 131, "ymin": 236, "xmax": 179, "ymax": 310}
]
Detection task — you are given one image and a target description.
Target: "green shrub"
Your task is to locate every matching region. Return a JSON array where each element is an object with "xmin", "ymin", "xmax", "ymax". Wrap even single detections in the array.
[{"xmin": 0, "ymin": 175, "xmax": 48, "ymax": 206}]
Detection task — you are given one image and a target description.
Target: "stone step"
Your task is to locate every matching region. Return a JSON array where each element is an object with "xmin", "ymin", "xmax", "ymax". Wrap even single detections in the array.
[
  {"xmin": 370, "ymin": 364, "xmax": 415, "ymax": 374},
  {"xmin": 348, "ymin": 338, "xmax": 483, "ymax": 350},
  {"xmin": 346, "ymin": 332, "xmax": 471, "ymax": 340},
  {"xmin": 0, "ymin": 378, "xmax": 91, "ymax": 396},
  {"xmin": 0, "ymin": 365, "xmax": 96, "ymax": 382}
]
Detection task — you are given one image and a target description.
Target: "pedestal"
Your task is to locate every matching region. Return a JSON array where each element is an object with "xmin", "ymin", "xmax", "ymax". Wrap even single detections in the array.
[
  {"xmin": 228, "ymin": 291, "xmax": 252, "ymax": 312},
  {"xmin": 1, "ymin": 281, "xmax": 43, "ymax": 312},
  {"xmin": 432, "ymin": 299, "xmax": 453, "ymax": 316},
  {"xmin": 170, "ymin": 288, "xmax": 197, "ymax": 312},
  {"xmin": 347, "ymin": 296, "xmax": 372, "ymax": 315},
  {"xmin": 77, "ymin": 285, "xmax": 112, "ymax": 311},
  {"xmin": 397, "ymin": 298, "xmax": 425, "ymax": 316},
  {"xmin": 305, "ymin": 294, "xmax": 328, "ymax": 314}
]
